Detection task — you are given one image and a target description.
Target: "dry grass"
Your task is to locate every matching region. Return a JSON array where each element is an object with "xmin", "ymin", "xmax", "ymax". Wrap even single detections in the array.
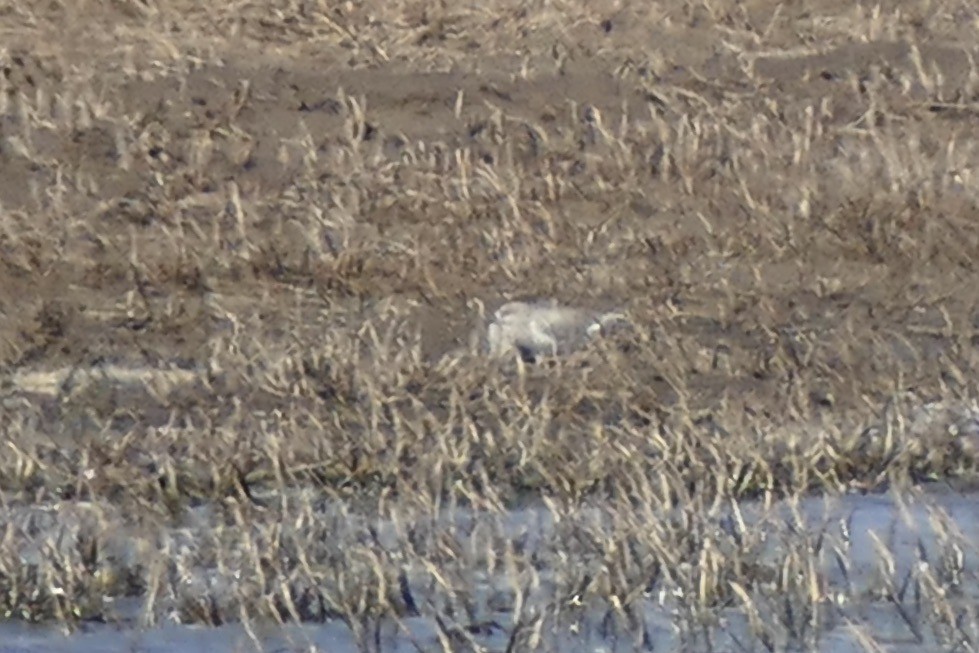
[{"xmin": 1, "ymin": 0, "xmax": 979, "ymax": 649}]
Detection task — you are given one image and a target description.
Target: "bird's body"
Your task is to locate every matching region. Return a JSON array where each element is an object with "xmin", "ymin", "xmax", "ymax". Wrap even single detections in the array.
[{"xmin": 485, "ymin": 300, "xmax": 626, "ymax": 362}]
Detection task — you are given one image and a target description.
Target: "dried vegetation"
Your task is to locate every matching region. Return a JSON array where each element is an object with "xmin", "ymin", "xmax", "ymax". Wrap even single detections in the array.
[{"xmin": 1, "ymin": 0, "xmax": 979, "ymax": 650}]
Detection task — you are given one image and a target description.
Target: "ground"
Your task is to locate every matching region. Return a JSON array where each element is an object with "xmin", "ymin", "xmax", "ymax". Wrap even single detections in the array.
[{"xmin": 1, "ymin": 0, "xmax": 979, "ymax": 646}]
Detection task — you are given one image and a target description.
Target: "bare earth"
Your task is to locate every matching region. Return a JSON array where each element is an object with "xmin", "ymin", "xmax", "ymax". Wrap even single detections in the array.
[
  {"xmin": 1, "ymin": 0, "xmax": 979, "ymax": 649},
  {"xmin": 3, "ymin": 2, "xmax": 979, "ymax": 410}
]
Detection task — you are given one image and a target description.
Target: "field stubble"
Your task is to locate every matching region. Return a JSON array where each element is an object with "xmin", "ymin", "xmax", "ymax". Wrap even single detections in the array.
[{"xmin": 1, "ymin": 0, "xmax": 979, "ymax": 651}]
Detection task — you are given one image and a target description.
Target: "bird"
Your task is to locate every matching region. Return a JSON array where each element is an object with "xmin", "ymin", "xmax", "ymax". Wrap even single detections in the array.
[{"xmin": 484, "ymin": 299, "xmax": 627, "ymax": 363}]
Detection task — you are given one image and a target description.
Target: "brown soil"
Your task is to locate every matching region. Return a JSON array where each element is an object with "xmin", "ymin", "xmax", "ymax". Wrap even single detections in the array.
[{"xmin": 1, "ymin": 0, "xmax": 978, "ymax": 433}]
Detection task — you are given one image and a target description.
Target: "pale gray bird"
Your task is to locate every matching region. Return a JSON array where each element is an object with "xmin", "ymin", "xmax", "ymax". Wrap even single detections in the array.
[{"xmin": 485, "ymin": 299, "xmax": 627, "ymax": 363}]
